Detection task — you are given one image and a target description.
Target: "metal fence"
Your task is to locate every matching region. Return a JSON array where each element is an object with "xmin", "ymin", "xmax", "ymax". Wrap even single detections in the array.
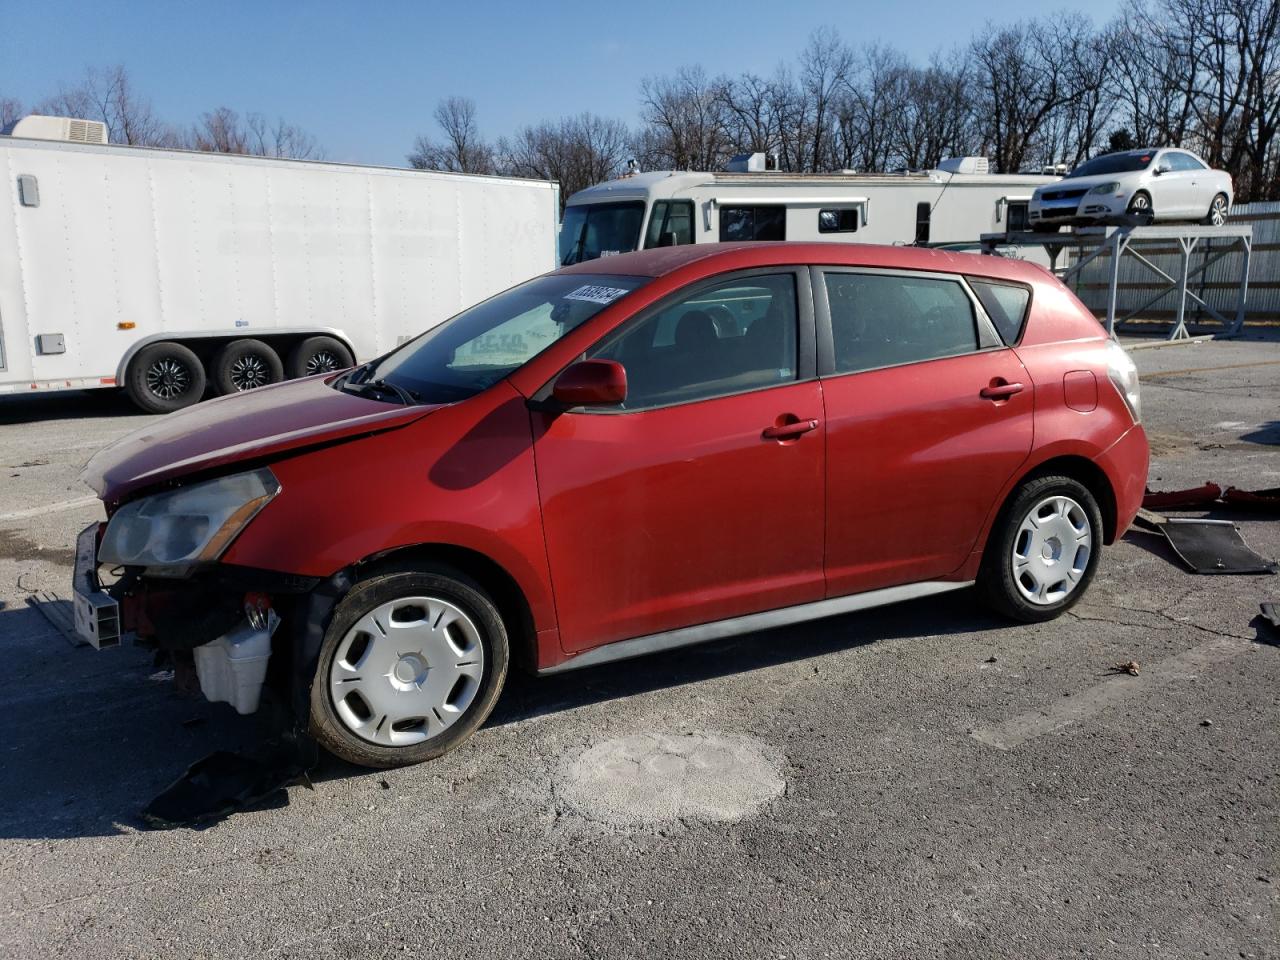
[{"xmin": 1065, "ymin": 201, "xmax": 1280, "ymax": 324}]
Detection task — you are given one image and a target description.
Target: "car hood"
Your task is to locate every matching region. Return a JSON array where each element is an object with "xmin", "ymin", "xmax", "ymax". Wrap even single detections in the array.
[
  {"xmin": 1035, "ymin": 174, "xmax": 1134, "ymax": 196},
  {"xmin": 83, "ymin": 375, "xmax": 441, "ymax": 504}
]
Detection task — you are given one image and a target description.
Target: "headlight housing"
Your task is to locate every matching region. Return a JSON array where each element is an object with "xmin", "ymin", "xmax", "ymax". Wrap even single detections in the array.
[
  {"xmin": 99, "ymin": 468, "xmax": 280, "ymax": 575},
  {"xmin": 1104, "ymin": 340, "xmax": 1141, "ymax": 423},
  {"xmin": 1088, "ymin": 181, "xmax": 1122, "ymax": 195}
]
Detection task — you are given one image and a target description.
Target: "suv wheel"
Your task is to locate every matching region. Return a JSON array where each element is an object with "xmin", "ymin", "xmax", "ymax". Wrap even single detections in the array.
[
  {"xmin": 309, "ymin": 565, "xmax": 510, "ymax": 768},
  {"xmin": 978, "ymin": 475, "xmax": 1104, "ymax": 623}
]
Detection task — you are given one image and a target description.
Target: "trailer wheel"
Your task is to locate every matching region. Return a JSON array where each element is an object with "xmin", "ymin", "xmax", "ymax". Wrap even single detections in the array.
[
  {"xmin": 286, "ymin": 336, "xmax": 354, "ymax": 380},
  {"xmin": 125, "ymin": 342, "xmax": 208, "ymax": 414},
  {"xmin": 211, "ymin": 339, "xmax": 284, "ymax": 395}
]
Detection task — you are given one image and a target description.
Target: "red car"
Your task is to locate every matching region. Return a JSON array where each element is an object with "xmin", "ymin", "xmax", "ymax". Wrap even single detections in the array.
[{"xmin": 77, "ymin": 242, "xmax": 1148, "ymax": 768}]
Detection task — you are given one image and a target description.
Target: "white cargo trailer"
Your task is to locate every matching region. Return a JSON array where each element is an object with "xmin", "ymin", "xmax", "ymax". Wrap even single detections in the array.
[
  {"xmin": 559, "ymin": 153, "xmax": 1060, "ymax": 265},
  {"xmin": 0, "ymin": 116, "xmax": 560, "ymax": 412}
]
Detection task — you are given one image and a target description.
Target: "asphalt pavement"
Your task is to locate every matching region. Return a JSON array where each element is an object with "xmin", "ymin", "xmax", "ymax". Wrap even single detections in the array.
[{"xmin": 0, "ymin": 335, "xmax": 1276, "ymax": 959}]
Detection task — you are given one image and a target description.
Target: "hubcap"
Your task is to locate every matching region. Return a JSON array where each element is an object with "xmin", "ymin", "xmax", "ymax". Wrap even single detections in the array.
[
  {"xmin": 329, "ymin": 596, "xmax": 486, "ymax": 747},
  {"xmin": 306, "ymin": 350, "xmax": 340, "ymax": 375},
  {"xmin": 1211, "ymin": 197, "xmax": 1228, "ymax": 226},
  {"xmin": 229, "ymin": 355, "xmax": 270, "ymax": 390},
  {"xmin": 145, "ymin": 358, "xmax": 191, "ymax": 400},
  {"xmin": 1011, "ymin": 495, "xmax": 1092, "ymax": 605}
]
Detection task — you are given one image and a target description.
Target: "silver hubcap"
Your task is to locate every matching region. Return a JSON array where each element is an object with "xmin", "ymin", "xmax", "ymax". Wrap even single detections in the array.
[
  {"xmin": 306, "ymin": 350, "xmax": 340, "ymax": 375},
  {"xmin": 230, "ymin": 355, "xmax": 270, "ymax": 390},
  {"xmin": 329, "ymin": 596, "xmax": 486, "ymax": 747},
  {"xmin": 1012, "ymin": 495, "xmax": 1092, "ymax": 605},
  {"xmin": 1131, "ymin": 195, "xmax": 1150, "ymax": 213},
  {"xmin": 145, "ymin": 358, "xmax": 191, "ymax": 400},
  {"xmin": 1211, "ymin": 197, "xmax": 1227, "ymax": 225}
]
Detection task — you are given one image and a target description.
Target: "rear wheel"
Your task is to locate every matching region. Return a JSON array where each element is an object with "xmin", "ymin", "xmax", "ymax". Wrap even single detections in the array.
[
  {"xmin": 978, "ymin": 475, "xmax": 1103, "ymax": 623},
  {"xmin": 309, "ymin": 564, "xmax": 510, "ymax": 768},
  {"xmin": 125, "ymin": 341, "xmax": 207, "ymax": 414},
  {"xmin": 285, "ymin": 335, "xmax": 354, "ymax": 380},
  {"xmin": 211, "ymin": 339, "xmax": 283, "ymax": 395},
  {"xmin": 1203, "ymin": 193, "xmax": 1230, "ymax": 226}
]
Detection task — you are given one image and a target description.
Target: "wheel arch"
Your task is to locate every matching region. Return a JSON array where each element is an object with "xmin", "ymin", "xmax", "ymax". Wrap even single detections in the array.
[
  {"xmin": 351, "ymin": 542, "xmax": 540, "ymax": 674},
  {"xmin": 997, "ymin": 453, "xmax": 1119, "ymax": 546}
]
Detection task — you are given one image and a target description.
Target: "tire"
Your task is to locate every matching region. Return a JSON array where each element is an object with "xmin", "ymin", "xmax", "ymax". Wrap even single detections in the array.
[
  {"xmin": 309, "ymin": 564, "xmax": 510, "ymax": 768},
  {"xmin": 211, "ymin": 339, "xmax": 284, "ymax": 395},
  {"xmin": 977, "ymin": 475, "xmax": 1104, "ymax": 623},
  {"xmin": 125, "ymin": 341, "xmax": 208, "ymax": 414},
  {"xmin": 1126, "ymin": 191, "xmax": 1154, "ymax": 224},
  {"xmin": 285, "ymin": 335, "xmax": 354, "ymax": 380},
  {"xmin": 1203, "ymin": 193, "xmax": 1230, "ymax": 227}
]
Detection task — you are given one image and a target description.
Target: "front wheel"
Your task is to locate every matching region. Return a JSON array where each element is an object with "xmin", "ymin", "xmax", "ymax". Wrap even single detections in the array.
[
  {"xmin": 125, "ymin": 341, "xmax": 207, "ymax": 414},
  {"xmin": 1127, "ymin": 191, "xmax": 1154, "ymax": 224},
  {"xmin": 977, "ymin": 475, "xmax": 1104, "ymax": 623},
  {"xmin": 309, "ymin": 565, "xmax": 510, "ymax": 768}
]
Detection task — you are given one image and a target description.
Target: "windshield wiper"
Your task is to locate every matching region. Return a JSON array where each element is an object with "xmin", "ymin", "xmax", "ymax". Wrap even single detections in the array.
[{"xmin": 340, "ymin": 373, "xmax": 421, "ymax": 405}]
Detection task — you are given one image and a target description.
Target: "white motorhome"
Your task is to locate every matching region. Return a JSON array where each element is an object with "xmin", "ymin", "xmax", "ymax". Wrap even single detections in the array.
[
  {"xmin": 559, "ymin": 153, "xmax": 1060, "ymax": 265},
  {"xmin": 0, "ymin": 116, "xmax": 560, "ymax": 412}
]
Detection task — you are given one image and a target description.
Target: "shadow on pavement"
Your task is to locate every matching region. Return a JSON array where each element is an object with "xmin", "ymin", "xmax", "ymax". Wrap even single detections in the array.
[
  {"xmin": 0, "ymin": 389, "xmax": 148, "ymax": 425},
  {"xmin": 0, "ymin": 588, "xmax": 1002, "ymax": 839}
]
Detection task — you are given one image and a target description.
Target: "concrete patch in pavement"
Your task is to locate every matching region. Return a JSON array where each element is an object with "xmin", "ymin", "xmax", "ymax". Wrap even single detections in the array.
[{"xmin": 556, "ymin": 731, "xmax": 785, "ymax": 827}]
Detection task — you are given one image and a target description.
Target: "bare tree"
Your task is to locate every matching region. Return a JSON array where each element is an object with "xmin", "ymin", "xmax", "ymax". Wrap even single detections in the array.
[
  {"xmin": 36, "ymin": 65, "xmax": 176, "ymax": 146},
  {"xmin": 408, "ymin": 96, "xmax": 494, "ymax": 174},
  {"xmin": 187, "ymin": 106, "xmax": 323, "ymax": 159},
  {"xmin": 498, "ymin": 113, "xmax": 631, "ymax": 207},
  {"xmin": 637, "ymin": 66, "xmax": 731, "ymax": 171},
  {"xmin": 799, "ymin": 27, "xmax": 855, "ymax": 171},
  {"xmin": 0, "ymin": 96, "xmax": 23, "ymax": 130}
]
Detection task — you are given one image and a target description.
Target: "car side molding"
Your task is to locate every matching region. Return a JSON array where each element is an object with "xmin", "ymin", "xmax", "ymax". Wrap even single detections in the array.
[{"xmin": 538, "ymin": 579, "xmax": 974, "ymax": 675}]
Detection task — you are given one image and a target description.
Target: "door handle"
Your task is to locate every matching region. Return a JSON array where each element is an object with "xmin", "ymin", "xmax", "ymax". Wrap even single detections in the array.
[
  {"xmin": 762, "ymin": 418, "xmax": 819, "ymax": 440},
  {"xmin": 980, "ymin": 381, "xmax": 1024, "ymax": 400}
]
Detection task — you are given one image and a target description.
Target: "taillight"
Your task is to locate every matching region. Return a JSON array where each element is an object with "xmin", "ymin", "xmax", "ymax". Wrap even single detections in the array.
[{"xmin": 1104, "ymin": 340, "xmax": 1141, "ymax": 423}]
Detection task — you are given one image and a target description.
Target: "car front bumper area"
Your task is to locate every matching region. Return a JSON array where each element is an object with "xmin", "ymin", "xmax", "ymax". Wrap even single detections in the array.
[
  {"xmin": 1029, "ymin": 191, "xmax": 1130, "ymax": 227},
  {"xmin": 72, "ymin": 521, "xmax": 320, "ymax": 715}
]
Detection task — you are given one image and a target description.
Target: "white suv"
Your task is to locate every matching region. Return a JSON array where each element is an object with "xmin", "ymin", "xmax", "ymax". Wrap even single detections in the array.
[{"xmin": 1028, "ymin": 148, "xmax": 1233, "ymax": 231}]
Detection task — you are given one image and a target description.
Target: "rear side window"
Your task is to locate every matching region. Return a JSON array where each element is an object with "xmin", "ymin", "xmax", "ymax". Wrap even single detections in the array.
[
  {"xmin": 970, "ymin": 280, "xmax": 1031, "ymax": 344},
  {"xmin": 824, "ymin": 272, "xmax": 978, "ymax": 374},
  {"xmin": 720, "ymin": 206, "xmax": 786, "ymax": 242}
]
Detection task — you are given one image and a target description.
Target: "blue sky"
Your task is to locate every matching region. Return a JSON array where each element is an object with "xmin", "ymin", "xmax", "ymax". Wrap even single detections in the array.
[{"xmin": 1, "ymin": 0, "xmax": 1121, "ymax": 167}]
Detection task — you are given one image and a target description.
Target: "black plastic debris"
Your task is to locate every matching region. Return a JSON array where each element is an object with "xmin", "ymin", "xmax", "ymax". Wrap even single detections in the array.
[
  {"xmin": 1160, "ymin": 519, "xmax": 1279, "ymax": 575},
  {"xmin": 141, "ymin": 736, "xmax": 316, "ymax": 829},
  {"xmin": 1259, "ymin": 603, "xmax": 1280, "ymax": 646}
]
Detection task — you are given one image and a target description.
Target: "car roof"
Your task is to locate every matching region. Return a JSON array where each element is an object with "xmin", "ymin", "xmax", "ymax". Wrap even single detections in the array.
[{"xmin": 556, "ymin": 241, "xmax": 1049, "ymax": 286}]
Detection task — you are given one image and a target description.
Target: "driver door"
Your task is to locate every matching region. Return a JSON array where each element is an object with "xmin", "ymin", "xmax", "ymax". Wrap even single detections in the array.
[{"xmin": 531, "ymin": 270, "xmax": 826, "ymax": 654}]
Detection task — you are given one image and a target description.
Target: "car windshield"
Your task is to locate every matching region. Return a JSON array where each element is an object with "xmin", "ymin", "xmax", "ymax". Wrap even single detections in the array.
[
  {"xmin": 558, "ymin": 202, "xmax": 645, "ymax": 265},
  {"xmin": 347, "ymin": 274, "xmax": 651, "ymax": 404},
  {"xmin": 1066, "ymin": 152, "xmax": 1156, "ymax": 178}
]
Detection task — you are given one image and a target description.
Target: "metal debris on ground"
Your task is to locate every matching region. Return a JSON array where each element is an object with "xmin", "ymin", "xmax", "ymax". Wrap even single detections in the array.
[
  {"xmin": 1142, "ymin": 482, "xmax": 1222, "ymax": 510},
  {"xmin": 1223, "ymin": 486, "xmax": 1280, "ymax": 514},
  {"xmin": 1160, "ymin": 518, "xmax": 1279, "ymax": 575}
]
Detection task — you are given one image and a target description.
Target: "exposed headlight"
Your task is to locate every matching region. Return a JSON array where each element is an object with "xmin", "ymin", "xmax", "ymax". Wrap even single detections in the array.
[
  {"xmin": 99, "ymin": 468, "xmax": 280, "ymax": 574},
  {"xmin": 1105, "ymin": 340, "xmax": 1141, "ymax": 423},
  {"xmin": 1088, "ymin": 182, "xmax": 1122, "ymax": 195}
]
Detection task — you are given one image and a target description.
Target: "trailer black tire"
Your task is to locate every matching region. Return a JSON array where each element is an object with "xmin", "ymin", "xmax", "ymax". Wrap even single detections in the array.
[
  {"xmin": 211, "ymin": 339, "xmax": 284, "ymax": 395},
  {"xmin": 285, "ymin": 336, "xmax": 354, "ymax": 380},
  {"xmin": 125, "ymin": 342, "xmax": 208, "ymax": 414}
]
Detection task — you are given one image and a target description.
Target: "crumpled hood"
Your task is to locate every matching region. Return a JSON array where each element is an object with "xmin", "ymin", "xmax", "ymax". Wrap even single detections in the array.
[{"xmin": 83, "ymin": 375, "xmax": 440, "ymax": 503}]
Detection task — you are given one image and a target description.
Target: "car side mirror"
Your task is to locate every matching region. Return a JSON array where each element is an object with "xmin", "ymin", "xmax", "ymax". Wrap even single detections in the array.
[
  {"xmin": 551, "ymin": 359, "xmax": 627, "ymax": 407},
  {"xmin": 1154, "ymin": 163, "xmax": 1169, "ymax": 176}
]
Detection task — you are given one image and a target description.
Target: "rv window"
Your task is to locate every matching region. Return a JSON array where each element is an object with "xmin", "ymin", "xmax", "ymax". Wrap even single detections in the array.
[
  {"xmin": 644, "ymin": 200, "xmax": 695, "ymax": 248},
  {"xmin": 819, "ymin": 208, "xmax": 859, "ymax": 233},
  {"xmin": 969, "ymin": 280, "xmax": 1031, "ymax": 344},
  {"xmin": 1006, "ymin": 201, "xmax": 1029, "ymax": 233},
  {"xmin": 719, "ymin": 206, "xmax": 786, "ymax": 242},
  {"xmin": 914, "ymin": 202, "xmax": 931, "ymax": 245},
  {"xmin": 559, "ymin": 202, "xmax": 645, "ymax": 265},
  {"xmin": 824, "ymin": 272, "xmax": 978, "ymax": 374}
]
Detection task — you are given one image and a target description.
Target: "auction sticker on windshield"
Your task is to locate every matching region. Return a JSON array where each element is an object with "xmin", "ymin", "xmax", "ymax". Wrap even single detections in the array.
[{"xmin": 564, "ymin": 285, "xmax": 630, "ymax": 305}]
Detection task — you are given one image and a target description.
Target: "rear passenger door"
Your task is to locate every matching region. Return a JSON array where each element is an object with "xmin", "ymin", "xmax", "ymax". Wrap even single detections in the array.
[{"xmin": 815, "ymin": 268, "xmax": 1034, "ymax": 597}]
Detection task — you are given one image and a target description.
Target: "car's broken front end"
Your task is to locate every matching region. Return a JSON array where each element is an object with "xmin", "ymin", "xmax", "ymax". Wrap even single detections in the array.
[{"xmin": 73, "ymin": 467, "xmax": 318, "ymax": 714}]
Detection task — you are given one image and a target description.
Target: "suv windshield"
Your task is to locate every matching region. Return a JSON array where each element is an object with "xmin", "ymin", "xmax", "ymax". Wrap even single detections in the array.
[
  {"xmin": 1066, "ymin": 152, "xmax": 1156, "ymax": 178},
  {"xmin": 347, "ymin": 274, "xmax": 651, "ymax": 403},
  {"xmin": 559, "ymin": 202, "xmax": 645, "ymax": 265}
]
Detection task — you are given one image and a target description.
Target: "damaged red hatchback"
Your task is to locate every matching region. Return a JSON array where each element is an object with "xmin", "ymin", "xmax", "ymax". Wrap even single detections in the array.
[{"xmin": 77, "ymin": 242, "xmax": 1148, "ymax": 768}]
